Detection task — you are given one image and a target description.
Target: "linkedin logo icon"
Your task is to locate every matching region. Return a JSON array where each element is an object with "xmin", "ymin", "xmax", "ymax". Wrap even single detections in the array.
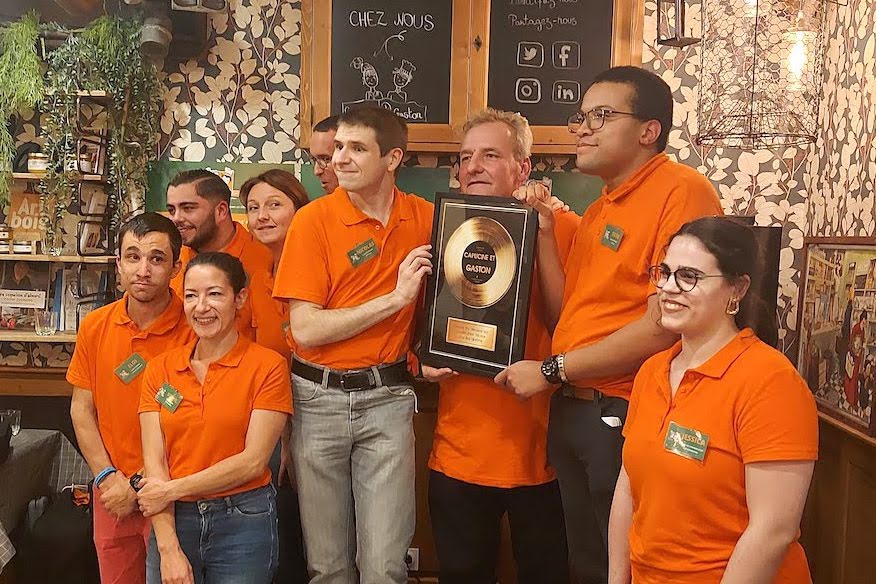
[{"xmin": 552, "ymin": 80, "xmax": 580, "ymax": 104}]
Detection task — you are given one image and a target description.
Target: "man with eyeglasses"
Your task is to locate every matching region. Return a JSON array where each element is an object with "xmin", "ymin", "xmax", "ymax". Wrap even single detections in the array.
[
  {"xmin": 496, "ymin": 66, "xmax": 723, "ymax": 583},
  {"xmin": 308, "ymin": 115, "xmax": 340, "ymax": 194}
]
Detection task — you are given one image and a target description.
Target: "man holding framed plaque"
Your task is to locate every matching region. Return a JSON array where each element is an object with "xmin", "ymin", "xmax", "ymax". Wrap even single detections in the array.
[
  {"xmin": 422, "ymin": 109, "xmax": 579, "ymax": 583},
  {"xmin": 273, "ymin": 107, "xmax": 433, "ymax": 584},
  {"xmin": 496, "ymin": 67, "xmax": 723, "ymax": 583}
]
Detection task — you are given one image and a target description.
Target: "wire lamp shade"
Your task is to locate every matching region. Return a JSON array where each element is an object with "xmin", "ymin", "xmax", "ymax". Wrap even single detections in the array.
[{"xmin": 696, "ymin": 0, "xmax": 828, "ymax": 148}]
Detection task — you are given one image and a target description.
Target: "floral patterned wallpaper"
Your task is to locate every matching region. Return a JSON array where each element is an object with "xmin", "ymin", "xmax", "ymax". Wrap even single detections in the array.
[
  {"xmin": 147, "ymin": 0, "xmax": 863, "ymax": 360},
  {"xmin": 3, "ymin": 0, "xmax": 867, "ymax": 367},
  {"xmin": 806, "ymin": 0, "xmax": 876, "ymax": 238},
  {"xmin": 641, "ymin": 0, "xmax": 811, "ymax": 356}
]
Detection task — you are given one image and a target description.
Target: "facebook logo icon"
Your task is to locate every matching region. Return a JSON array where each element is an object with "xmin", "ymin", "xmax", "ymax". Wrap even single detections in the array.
[{"xmin": 552, "ymin": 42, "xmax": 580, "ymax": 70}]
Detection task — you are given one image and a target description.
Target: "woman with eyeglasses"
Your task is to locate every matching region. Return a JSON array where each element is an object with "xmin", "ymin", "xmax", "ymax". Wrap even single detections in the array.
[
  {"xmin": 239, "ymin": 169, "xmax": 310, "ymax": 583},
  {"xmin": 137, "ymin": 253, "xmax": 292, "ymax": 584},
  {"xmin": 607, "ymin": 217, "xmax": 817, "ymax": 584}
]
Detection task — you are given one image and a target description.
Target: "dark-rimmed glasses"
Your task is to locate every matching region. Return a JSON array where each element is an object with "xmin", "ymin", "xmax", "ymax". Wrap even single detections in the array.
[
  {"xmin": 648, "ymin": 264, "xmax": 725, "ymax": 292},
  {"xmin": 302, "ymin": 149, "xmax": 332, "ymax": 170},
  {"xmin": 567, "ymin": 108, "xmax": 638, "ymax": 133}
]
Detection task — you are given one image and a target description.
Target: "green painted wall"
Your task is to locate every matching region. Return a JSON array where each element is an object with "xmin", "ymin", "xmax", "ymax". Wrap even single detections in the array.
[{"xmin": 146, "ymin": 161, "xmax": 603, "ymax": 215}]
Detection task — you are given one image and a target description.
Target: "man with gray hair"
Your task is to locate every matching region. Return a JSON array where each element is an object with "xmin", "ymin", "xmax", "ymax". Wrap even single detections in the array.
[{"xmin": 422, "ymin": 108, "xmax": 578, "ymax": 583}]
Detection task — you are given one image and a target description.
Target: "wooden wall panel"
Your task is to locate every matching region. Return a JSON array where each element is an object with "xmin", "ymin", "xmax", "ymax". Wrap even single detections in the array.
[{"xmin": 802, "ymin": 417, "xmax": 876, "ymax": 584}]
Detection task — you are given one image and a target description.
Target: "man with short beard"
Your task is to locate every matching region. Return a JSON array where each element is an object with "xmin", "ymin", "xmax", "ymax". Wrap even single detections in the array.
[
  {"xmin": 69, "ymin": 213, "xmax": 195, "ymax": 584},
  {"xmin": 165, "ymin": 169, "xmax": 272, "ymax": 338}
]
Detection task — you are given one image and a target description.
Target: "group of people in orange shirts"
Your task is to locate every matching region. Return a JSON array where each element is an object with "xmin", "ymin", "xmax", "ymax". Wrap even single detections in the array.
[{"xmin": 68, "ymin": 65, "xmax": 818, "ymax": 584}]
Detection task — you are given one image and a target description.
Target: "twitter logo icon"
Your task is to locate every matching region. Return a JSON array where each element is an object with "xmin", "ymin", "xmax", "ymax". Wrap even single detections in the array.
[{"xmin": 517, "ymin": 42, "xmax": 544, "ymax": 68}]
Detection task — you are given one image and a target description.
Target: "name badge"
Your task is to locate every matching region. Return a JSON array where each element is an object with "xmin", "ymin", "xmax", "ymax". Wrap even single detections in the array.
[
  {"xmin": 114, "ymin": 353, "xmax": 147, "ymax": 384},
  {"xmin": 347, "ymin": 238, "xmax": 379, "ymax": 267},
  {"xmin": 601, "ymin": 224, "xmax": 624, "ymax": 251},
  {"xmin": 154, "ymin": 383, "xmax": 183, "ymax": 413},
  {"xmin": 664, "ymin": 421, "xmax": 709, "ymax": 462}
]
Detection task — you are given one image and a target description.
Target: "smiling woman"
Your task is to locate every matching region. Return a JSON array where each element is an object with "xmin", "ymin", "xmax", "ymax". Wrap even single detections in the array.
[
  {"xmin": 137, "ymin": 251, "xmax": 292, "ymax": 584},
  {"xmin": 609, "ymin": 217, "xmax": 818, "ymax": 584},
  {"xmin": 238, "ymin": 169, "xmax": 309, "ymax": 361},
  {"xmin": 182, "ymin": 253, "xmax": 248, "ymax": 343}
]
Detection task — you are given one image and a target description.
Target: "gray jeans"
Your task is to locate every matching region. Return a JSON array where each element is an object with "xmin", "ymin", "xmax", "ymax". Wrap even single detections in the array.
[{"xmin": 291, "ymin": 372, "xmax": 416, "ymax": 584}]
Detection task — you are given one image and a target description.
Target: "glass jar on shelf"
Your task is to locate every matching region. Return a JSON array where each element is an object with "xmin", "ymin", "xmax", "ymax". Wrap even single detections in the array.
[{"xmin": 0, "ymin": 223, "xmax": 10, "ymax": 253}]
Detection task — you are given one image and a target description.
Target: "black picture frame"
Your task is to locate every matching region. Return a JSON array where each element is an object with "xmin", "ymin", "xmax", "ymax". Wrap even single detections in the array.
[{"xmin": 419, "ymin": 192, "xmax": 537, "ymax": 377}]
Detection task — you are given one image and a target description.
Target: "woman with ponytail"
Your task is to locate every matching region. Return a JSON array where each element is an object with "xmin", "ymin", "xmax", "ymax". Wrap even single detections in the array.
[{"xmin": 608, "ymin": 217, "xmax": 818, "ymax": 584}]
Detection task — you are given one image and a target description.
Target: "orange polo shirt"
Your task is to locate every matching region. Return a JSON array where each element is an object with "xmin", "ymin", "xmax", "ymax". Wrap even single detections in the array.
[
  {"xmin": 553, "ymin": 153, "xmax": 723, "ymax": 399},
  {"xmin": 138, "ymin": 336, "xmax": 292, "ymax": 500},
  {"xmin": 273, "ymin": 187, "xmax": 433, "ymax": 370},
  {"xmin": 249, "ymin": 268, "xmax": 293, "ymax": 362},
  {"xmin": 429, "ymin": 210, "xmax": 581, "ymax": 487},
  {"xmin": 171, "ymin": 221, "xmax": 273, "ymax": 340},
  {"xmin": 66, "ymin": 292, "xmax": 194, "ymax": 477},
  {"xmin": 623, "ymin": 329, "xmax": 818, "ymax": 583}
]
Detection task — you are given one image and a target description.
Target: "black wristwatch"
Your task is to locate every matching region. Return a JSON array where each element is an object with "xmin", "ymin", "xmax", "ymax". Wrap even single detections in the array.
[
  {"xmin": 541, "ymin": 355, "xmax": 563, "ymax": 385},
  {"xmin": 129, "ymin": 473, "xmax": 143, "ymax": 492}
]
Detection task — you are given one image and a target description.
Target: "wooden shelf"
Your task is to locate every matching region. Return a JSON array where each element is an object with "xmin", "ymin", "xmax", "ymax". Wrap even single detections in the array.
[
  {"xmin": 12, "ymin": 172, "xmax": 104, "ymax": 181},
  {"xmin": 0, "ymin": 330, "xmax": 77, "ymax": 343},
  {"xmin": 0, "ymin": 253, "xmax": 114, "ymax": 263},
  {"xmin": 0, "ymin": 367, "xmax": 72, "ymax": 396},
  {"xmin": 45, "ymin": 89, "xmax": 108, "ymax": 98}
]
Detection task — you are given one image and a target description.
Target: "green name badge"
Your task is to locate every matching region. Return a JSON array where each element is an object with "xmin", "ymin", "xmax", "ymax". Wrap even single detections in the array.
[
  {"xmin": 114, "ymin": 353, "xmax": 147, "ymax": 384},
  {"xmin": 601, "ymin": 224, "xmax": 624, "ymax": 251},
  {"xmin": 664, "ymin": 421, "xmax": 710, "ymax": 462},
  {"xmin": 154, "ymin": 383, "xmax": 183, "ymax": 413},
  {"xmin": 347, "ymin": 238, "xmax": 379, "ymax": 267}
]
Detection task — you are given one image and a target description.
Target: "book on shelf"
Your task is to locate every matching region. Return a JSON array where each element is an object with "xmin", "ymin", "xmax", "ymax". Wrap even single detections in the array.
[
  {"xmin": 0, "ymin": 261, "xmax": 50, "ymax": 331},
  {"xmin": 77, "ymin": 184, "xmax": 109, "ymax": 255},
  {"xmin": 7, "ymin": 188, "xmax": 44, "ymax": 247},
  {"xmin": 77, "ymin": 131, "xmax": 108, "ymax": 176},
  {"xmin": 60, "ymin": 265, "xmax": 113, "ymax": 332}
]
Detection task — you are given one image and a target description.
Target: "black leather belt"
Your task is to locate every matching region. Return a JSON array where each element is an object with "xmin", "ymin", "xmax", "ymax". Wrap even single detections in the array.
[{"xmin": 292, "ymin": 357, "xmax": 413, "ymax": 392}]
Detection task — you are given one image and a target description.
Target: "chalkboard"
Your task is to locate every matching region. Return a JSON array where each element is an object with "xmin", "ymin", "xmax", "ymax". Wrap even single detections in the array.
[
  {"xmin": 330, "ymin": 1, "xmax": 453, "ymax": 125},
  {"xmin": 488, "ymin": 0, "xmax": 614, "ymax": 126}
]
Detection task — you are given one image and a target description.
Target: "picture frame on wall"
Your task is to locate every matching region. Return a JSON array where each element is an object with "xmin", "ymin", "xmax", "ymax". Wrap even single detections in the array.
[{"xmin": 797, "ymin": 238, "xmax": 876, "ymax": 436}]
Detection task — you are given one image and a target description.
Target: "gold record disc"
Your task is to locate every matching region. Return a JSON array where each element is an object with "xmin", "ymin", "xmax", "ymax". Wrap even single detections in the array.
[{"xmin": 443, "ymin": 216, "xmax": 517, "ymax": 308}]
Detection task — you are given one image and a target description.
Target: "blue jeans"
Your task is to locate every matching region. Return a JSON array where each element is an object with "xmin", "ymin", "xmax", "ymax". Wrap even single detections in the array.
[
  {"xmin": 291, "ymin": 372, "xmax": 417, "ymax": 584},
  {"xmin": 146, "ymin": 485, "xmax": 278, "ymax": 584}
]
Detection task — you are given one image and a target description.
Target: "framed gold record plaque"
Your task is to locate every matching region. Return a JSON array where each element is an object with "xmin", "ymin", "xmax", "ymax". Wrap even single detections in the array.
[{"xmin": 420, "ymin": 193, "xmax": 538, "ymax": 377}]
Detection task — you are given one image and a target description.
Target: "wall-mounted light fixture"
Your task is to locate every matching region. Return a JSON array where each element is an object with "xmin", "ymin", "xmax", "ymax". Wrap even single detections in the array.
[
  {"xmin": 657, "ymin": 0, "xmax": 701, "ymax": 47},
  {"xmin": 696, "ymin": 0, "xmax": 829, "ymax": 149}
]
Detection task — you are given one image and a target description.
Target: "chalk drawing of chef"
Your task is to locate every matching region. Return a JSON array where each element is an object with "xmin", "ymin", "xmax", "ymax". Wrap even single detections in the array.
[
  {"xmin": 351, "ymin": 57, "xmax": 382, "ymax": 100},
  {"xmin": 387, "ymin": 59, "xmax": 416, "ymax": 102}
]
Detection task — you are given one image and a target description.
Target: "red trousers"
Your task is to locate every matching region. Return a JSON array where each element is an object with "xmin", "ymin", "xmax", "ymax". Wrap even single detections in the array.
[{"xmin": 93, "ymin": 492, "xmax": 151, "ymax": 584}]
